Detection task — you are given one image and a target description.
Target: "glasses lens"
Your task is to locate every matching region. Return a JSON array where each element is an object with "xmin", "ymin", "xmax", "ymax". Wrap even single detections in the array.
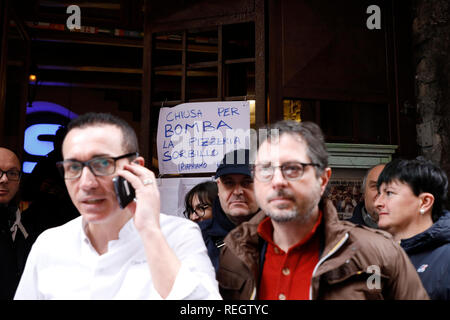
[
  {"xmin": 255, "ymin": 165, "xmax": 273, "ymax": 181},
  {"xmin": 194, "ymin": 204, "xmax": 209, "ymax": 217},
  {"xmin": 90, "ymin": 158, "xmax": 115, "ymax": 176},
  {"xmin": 59, "ymin": 161, "xmax": 83, "ymax": 179},
  {"xmin": 282, "ymin": 163, "xmax": 303, "ymax": 180},
  {"xmin": 5, "ymin": 170, "xmax": 20, "ymax": 181}
]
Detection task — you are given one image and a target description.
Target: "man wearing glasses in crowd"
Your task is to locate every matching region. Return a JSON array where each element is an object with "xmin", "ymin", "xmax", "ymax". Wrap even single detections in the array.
[
  {"xmin": 199, "ymin": 149, "xmax": 260, "ymax": 272},
  {"xmin": 14, "ymin": 112, "xmax": 221, "ymax": 300},
  {"xmin": 0, "ymin": 147, "xmax": 30, "ymax": 299},
  {"xmin": 217, "ymin": 120, "xmax": 429, "ymax": 300}
]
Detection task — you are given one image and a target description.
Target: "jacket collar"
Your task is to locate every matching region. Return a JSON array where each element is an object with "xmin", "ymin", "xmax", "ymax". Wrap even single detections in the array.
[
  {"xmin": 400, "ymin": 210, "xmax": 450, "ymax": 253},
  {"xmin": 320, "ymin": 199, "xmax": 350, "ymax": 258},
  {"xmin": 225, "ymin": 199, "xmax": 349, "ymax": 258},
  {"xmin": 224, "ymin": 210, "xmax": 267, "ymax": 281},
  {"xmin": 361, "ymin": 206, "xmax": 379, "ymax": 229}
]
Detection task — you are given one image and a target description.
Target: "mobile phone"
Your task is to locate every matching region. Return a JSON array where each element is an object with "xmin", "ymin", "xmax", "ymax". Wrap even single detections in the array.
[{"xmin": 113, "ymin": 176, "xmax": 135, "ymax": 209}]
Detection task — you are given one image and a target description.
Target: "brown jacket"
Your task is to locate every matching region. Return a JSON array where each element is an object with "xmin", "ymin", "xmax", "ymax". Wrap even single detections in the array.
[{"xmin": 217, "ymin": 200, "xmax": 429, "ymax": 300}]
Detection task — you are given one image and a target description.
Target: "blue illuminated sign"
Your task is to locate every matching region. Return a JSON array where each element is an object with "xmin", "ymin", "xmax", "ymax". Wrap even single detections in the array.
[
  {"xmin": 24, "ymin": 124, "xmax": 61, "ymax": 156},
  {"xmin": 23, "ymin": 101, "xmax": 78, "ymax": 173}
]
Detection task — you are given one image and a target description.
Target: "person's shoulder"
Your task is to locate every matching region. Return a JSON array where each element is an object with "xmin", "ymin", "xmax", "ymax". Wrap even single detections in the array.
[
  {"xmin": 158, "ymin": 213, "xmax": 206, "ymax": 249},
  {"xmin": 34, "ymin": 216, "xmax": 82, "ymax": 245},
  {"xmin": 342, "ymin": 219, "xmax": 392, "ymax": 239},
  {"xmin": 341, "ymin": 220, "xmax": 397, "ymax": 253},
  {"xmin": 159, "ymin": 212, "xmax": 200, "ymax": 233},
  {"xmin": 336, "ymin": 221, "xmax": 414, "ymax": 273},
  {"xmin": 426, "ymin": 241, "xmax": 450, "ymax": 257}
]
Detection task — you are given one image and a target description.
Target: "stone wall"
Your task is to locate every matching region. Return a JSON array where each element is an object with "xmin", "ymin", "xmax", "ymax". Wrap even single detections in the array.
[{"xmin": 412, "ymin": 0, "xmax": 450, "ymax": 208}]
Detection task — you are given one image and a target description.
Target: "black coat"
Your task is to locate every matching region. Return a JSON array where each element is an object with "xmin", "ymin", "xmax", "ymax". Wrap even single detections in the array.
[
  {"xmin": 400, "ymin": 210, "xmax": 450, "ymax": 300},
  {"xmin": 348, "ymin": 202, "xmax": 378, "ymax": 229},
  {"xmin": 199, "ymin": 197, "xmax": 236, "ymax": 272},
  {"xmin": 0, "ymin": 204, "xmax": 32, "ymax": 299}
]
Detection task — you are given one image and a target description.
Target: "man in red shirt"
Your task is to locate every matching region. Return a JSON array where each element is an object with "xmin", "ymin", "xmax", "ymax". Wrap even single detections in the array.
[{"xmin": 217, "ymin": 120, "xmax": 429, "ymax": 300}]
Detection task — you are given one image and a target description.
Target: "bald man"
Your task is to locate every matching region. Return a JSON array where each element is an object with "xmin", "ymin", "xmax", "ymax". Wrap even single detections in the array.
[
  {"xmin": 0, "ymin": 147, "xmax": 29, "ymax": 299},
  {"xmin": 348, "ymin": 164, "xmax": 385, "ymax": 228},
  {"xmin": 0, "ymin": 147, "xmax": 22, "ymax": 205}
]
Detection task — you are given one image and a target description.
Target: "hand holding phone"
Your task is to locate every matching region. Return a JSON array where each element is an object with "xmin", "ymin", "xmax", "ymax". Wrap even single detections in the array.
[{"xmin": 113, "ymin": 176, "xmax": 136, "ymax": 209}]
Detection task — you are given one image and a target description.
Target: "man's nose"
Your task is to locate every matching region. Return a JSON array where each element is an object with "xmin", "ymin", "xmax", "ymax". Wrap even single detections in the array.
[
  {"xmin": 0, "ymin": 173, "xmax": 8, "ymax": 183},
  {"xmin": 78, "ymin": 166, "xmax": 99, "ymax": 189},
  {"xmin": 232, "ymin": 184, "xmax": 244, "ymax": 195},
  {"xmin": 271, "ymin": 167, "xmax": 288, "ymax": 188}
]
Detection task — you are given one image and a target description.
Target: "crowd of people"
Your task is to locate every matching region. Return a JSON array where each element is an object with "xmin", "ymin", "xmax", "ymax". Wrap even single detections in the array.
[{"xmin": 1, "ymin": 112, "xmax": 448, "ymax": 300}]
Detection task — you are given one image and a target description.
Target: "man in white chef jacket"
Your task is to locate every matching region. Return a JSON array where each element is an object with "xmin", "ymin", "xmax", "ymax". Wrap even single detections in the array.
[{"xmin": 15, "ymin": 112, "xmax": 221, "ymax": 300}]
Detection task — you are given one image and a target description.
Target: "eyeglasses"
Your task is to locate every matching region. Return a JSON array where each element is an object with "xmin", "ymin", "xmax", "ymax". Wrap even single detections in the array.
[
  {"xmin": 253, "ymin": 161, "xmax": 319, "ymax": 182},
  {"xmin": 56, "ymin": 152, "xmax": 138, "ymax": 180},
  {"xmin": 184, "ymin": 203, "xmax": 210, "ymax": 219},
  {"xmin": 0, "ymin": 169, "xmax": 21, "ymax": 181}
]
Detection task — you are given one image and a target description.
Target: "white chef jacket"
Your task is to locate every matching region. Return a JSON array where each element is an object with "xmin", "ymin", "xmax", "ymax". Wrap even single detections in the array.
[{"xmin": 14, "ymin": 213, "xmax": 222, "ymax": 300}]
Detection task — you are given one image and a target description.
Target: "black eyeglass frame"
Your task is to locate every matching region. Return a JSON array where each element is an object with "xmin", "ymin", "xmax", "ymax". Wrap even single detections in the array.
[
  {"xmin": 56, "ymin": 152, "xmax": 139, "ymax": 180},
  {"xmin": 0, "ymin": 169, "xmax": 22, "ymax": 181},
  {"xmin": 252, "ymin": 161, "xmax": 320, "ymax": 182},
  {"xmin": 183, "ymin": 203, "xmax": 211, "ymax": 219}
]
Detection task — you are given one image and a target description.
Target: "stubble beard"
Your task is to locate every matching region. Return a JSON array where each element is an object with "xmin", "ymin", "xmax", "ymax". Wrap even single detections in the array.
[{"xmin": 262, "ymin": 189, "xmax": 320, "ymax": 224}]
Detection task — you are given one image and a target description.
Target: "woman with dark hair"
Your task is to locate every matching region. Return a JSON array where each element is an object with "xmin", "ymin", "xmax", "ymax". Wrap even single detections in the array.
[
  {"xmin": 184, "ymin": 181, "xmax": 218, "ymax": 223},
  {"xmin": 375, "ymin": 158, "xmax": 450, "ymax": 300}
]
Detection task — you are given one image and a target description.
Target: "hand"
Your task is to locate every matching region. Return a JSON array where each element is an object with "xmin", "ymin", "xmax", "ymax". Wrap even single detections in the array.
[
  {"xmin": 118, "ymin": 162, "xmax": 181, "ymax": 299},
  {"xmin": 117, "ymin": 162, "xmax": 161, "ymax": 233}
]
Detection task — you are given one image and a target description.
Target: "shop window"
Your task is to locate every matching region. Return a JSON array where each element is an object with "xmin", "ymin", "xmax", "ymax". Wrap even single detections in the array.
[
  {"xmin": 151, "ymin": 22, "xmax": 255, "ymax": 107},
  {"xmin": 283, "ymin": 99, "xmax": 390, "ymax": 144}
]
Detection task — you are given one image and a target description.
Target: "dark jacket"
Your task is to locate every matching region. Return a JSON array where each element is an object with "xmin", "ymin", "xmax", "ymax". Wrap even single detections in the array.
[
  {"xmin": 400, "ymin": 210, "xmax": 450, "ymax": 300},
  {"xmin": 348, "ymin": 202, "xmax": 378, "ymax": 229},
  {"xmin": 217, "ymin": 199, "xmax": 429, "ymax": 300},
  {"xmin": 199, "ymin": 197, "xmax": 236, "ymax": 272},
  {"xmin": 0, "ymin": 204, "xmax": 32, "ymax": 299}
]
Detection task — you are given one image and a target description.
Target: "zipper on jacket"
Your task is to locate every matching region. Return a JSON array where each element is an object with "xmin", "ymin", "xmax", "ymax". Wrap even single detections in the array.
[
  {"xmin": 250, "ymin": 286, "xmax": 257, "ymax": 300},
  {"xmin": 309, "ymin": 232, "xmax": 349, "ymax": 300}
]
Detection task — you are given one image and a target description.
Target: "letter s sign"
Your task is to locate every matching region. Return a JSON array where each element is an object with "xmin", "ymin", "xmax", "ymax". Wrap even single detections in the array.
[{"xmin": 24, "ymin": 124, "xmax": 61, "ymax": 156}]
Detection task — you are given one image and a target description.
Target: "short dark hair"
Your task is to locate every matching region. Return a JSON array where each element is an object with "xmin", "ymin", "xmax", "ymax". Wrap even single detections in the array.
[
  {"xmin": 184, "ymin": 181, "xmax": 218, "ymax": 218},
  {"xmin": 259, "ymin": 120, "xmax": 329, "ymax": 176},
  {"xmin": 67, "ymin": 112, "xmax": 139, "ymax": 153},
  {"xmin": 377, "ymin": 158, "xmax": 449, "ymax": 222}
]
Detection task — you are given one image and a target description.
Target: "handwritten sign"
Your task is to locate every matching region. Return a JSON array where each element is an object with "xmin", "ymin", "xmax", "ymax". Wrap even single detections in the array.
[{"xmin": 157, "ymin": 101, "xmax": 250, "ymax": 174}]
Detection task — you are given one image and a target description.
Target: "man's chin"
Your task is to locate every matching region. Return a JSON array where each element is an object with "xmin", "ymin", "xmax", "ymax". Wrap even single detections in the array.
[
  {"xmin": 228, "ymin": 203, "xmax": 250, "ymax": 212},
  {"xmin": 228, "ymin": 209, "xmax": 251, "ymax": 217},
  {"xmin": 266, "ymin": 209, "xmax": 299, "ymax": 223},
  {"xmin": 0, "ymin": 195, "xmax": 13, "ymax": 204}
]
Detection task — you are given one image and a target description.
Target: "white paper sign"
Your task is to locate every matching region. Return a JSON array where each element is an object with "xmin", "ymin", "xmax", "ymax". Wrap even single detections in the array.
[
  {"xmin": 157, "ymin": 101, "xmax": 250, "ymax": 175},
  {"xmin": 157, "ymin": 177, "xmax": 215, "ymax": 217}
]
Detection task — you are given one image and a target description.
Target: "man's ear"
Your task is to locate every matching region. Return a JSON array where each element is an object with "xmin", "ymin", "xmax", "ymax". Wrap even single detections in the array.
[{"xmin": 320, "ymin": 167, "xmax": 332, "ymax": 194}]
